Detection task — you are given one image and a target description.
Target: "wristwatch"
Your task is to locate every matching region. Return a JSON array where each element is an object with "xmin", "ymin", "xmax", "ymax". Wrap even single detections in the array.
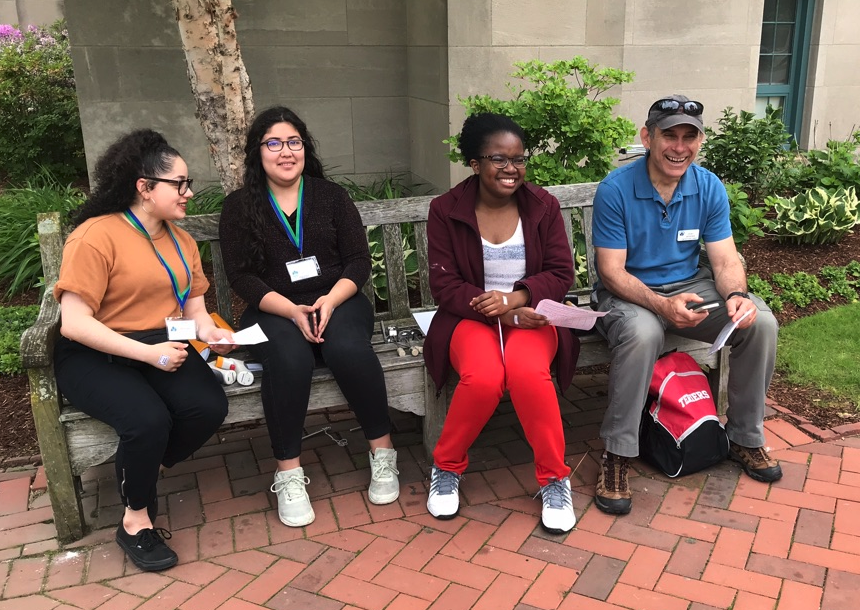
[{"xmin": 726, "ymin": 291, "xmax": 750, "ymax": 300}]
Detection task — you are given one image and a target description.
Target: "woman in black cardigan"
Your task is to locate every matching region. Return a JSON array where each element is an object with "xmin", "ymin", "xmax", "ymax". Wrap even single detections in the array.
[{"xmin": 219, "ymin": 107, "xmax": 399, "ymax": 528}]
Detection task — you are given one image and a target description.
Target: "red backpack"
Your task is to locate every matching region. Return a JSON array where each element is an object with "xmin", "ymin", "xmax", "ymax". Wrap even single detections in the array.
[{"xmin": 639, "ymin": 352, "xmax": 729, "ymax": 477}]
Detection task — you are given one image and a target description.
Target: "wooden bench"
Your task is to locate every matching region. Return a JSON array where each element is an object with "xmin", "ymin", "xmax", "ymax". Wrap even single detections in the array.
[{"xmin": 22, "ymin": 183, "xmax": 727, "ymax": 541}]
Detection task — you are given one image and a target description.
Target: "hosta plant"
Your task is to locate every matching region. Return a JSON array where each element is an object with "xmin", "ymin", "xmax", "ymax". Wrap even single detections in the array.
[{"xmin": 766, "ymin": 187, "xmax": 859, "ymax": 245}]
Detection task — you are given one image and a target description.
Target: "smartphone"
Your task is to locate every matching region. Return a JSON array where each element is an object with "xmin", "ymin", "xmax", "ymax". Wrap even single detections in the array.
[{"xmin": 686, "ymin": 300, "xmax": 721, "ymax": 313}]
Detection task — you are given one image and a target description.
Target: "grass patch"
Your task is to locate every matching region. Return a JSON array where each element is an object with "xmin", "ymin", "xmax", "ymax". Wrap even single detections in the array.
[{"xmin": 777, "ymin": 302, "xmax": 860, "ymax": 407}]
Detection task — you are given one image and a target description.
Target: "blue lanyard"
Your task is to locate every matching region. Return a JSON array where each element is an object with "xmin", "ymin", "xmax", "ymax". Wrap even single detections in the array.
[
  {"xmin": 268, "ymin": 177, "xmax": 304, "ymax": 255},
  {"xmin": 123, "ymin": 210, "xmax": 192, "ymax": 315}
]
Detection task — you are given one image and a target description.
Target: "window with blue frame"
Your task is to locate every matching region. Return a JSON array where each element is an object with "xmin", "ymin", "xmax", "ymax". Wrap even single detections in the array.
[{"xmin": 756, "ymin": 0, "xmax": 815, "ymax": 141}]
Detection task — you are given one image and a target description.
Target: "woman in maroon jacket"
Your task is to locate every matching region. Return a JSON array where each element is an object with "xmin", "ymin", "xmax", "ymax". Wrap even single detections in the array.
[{"xmin": 424, "ymin": 113, "xmax": 580, "ymax": 534}]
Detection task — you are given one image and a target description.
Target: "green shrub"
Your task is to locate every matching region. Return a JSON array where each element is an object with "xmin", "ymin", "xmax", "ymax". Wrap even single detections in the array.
[
  {"xmin": 765, "ymin": 186, "xmax": 859, "ymax": 245},
  {"xmin": 0, "ymin": 21, "xmax": 85, "ymax": 185},
  {"xmin": 771, "ymin": 272, "xmax": 830, "ymax": 308},
  {"xmin": 748, "ymin": 274, "xmax": 783, "ymax": 312},
  {"xmin": 446, "ymin": 57, "xmax": 636, "ymax": 186},
  {"xmin": 0, "ymin": 171, "xmax": 85, "ymax": 296},
  {"xmin": 820, "ymin": 265, "xmax": 859, "ymax": 303},
  {"xmin": 794, "ymin": 130, "xmax": 860, "ymax": 193},
  {"xmin": 0, "ymin": 304, "xmax": 38, "ymax": 375},
  {"xmin": 700, "ymin": 106, "xmax": 799, "ymax": 202},
  {"xmin": 337, "ymin": 174, "xmax": 423, "ymax": 304},
  {"xmin": 725, "ymin": 182, "xmax": 766, "ymax": 250}
]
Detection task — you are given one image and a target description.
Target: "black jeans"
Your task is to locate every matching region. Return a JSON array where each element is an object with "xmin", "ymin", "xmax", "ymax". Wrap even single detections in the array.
[
  {"xmin": 54, "ymin": 333, "xmax": 228, "ymax": 510},
  {"xmin": 242, "ymin": 293, "xmax": 391, "ymax": 460}
]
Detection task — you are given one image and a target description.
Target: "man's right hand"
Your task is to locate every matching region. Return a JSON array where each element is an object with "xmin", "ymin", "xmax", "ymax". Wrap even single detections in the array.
[{"xmin": 659, "ymin": 292, "xmax": 711, "ymax": 328}]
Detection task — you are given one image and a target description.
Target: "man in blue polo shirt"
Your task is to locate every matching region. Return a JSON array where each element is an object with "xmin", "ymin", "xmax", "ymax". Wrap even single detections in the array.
[{"xmin": 591, "ymin": 94, "xmax": 781, "ymax": 515}]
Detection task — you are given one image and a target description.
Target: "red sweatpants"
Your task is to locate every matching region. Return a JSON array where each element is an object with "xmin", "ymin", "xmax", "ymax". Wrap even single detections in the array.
[{"xmin": 433, "ymin": 319, "xmax": 570, "ymax": 486}]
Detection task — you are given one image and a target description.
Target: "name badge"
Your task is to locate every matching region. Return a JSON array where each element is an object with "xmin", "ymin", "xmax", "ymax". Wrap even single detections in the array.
[
  {"xmin": 165, "ymin": 317, "xmax": 197, "ymax": 341},
  {"xmin": 677, "ymin": 229, "xmax": 700, "ymax": 242},
  {"xmin": 286, "ymin": 256, "xmax": 321, "ymax": 282}
]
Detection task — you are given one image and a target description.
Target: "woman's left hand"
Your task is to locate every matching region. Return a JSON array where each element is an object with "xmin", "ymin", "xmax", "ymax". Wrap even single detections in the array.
[
  {"xmin": 500, "ymin": 307, "xmax": 549, "ymax": 329},
  {"xmin": 311, "ymin": 294, "xmax": 338, "ymax": 339},
  {"xmin": 205, "ymin": 328, "xmax": 237, "ymax": 355},
  {"xmin": 471, "ymin": 290, "xmax": 513, "ymax": 317}
]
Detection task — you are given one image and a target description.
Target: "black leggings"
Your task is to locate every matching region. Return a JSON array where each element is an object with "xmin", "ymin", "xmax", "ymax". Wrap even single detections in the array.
[
  {"xmin": 242, "ymin": 293, "xmax": 391, "ymax": 460},
  {"xmin": 54, "ymin": 334, "xmax": 228, "ymax": 510}
]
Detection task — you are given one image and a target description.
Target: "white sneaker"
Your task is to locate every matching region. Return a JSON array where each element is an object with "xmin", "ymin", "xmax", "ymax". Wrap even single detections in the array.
[
  {"xmin": 270, "ymin": 467, "xmax": 315, "ymax": 527},
  {"xmin": 539, "ymin": 478, "xmax": 576, "ymax": 534},
  {"xmin": 427, "ymin": 466, "xmax": 461, "ymax": 520},
  {"xmin": 368, "ymin": 448, "xmax": 400, "ymax": 505}
]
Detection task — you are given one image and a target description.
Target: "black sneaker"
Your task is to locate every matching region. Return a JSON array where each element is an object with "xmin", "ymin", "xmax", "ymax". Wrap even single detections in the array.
[{"xmin": 116, "ymin": 523, "xmax": 178, "ymax": 572}]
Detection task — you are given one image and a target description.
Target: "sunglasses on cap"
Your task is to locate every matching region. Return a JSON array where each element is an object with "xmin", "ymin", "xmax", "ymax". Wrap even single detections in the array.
[{"xmin": 649, "ymin": 99, "xmax": 704, "ymax": 116}]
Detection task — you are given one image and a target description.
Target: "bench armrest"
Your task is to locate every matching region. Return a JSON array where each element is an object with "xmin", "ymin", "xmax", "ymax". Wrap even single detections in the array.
[{"xmin": 21, "ymin": 286, "xmax": 61, "ymax": 369}]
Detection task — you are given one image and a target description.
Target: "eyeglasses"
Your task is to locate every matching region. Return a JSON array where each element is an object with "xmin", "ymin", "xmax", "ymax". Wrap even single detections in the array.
[
  {"xmin": 261, "ymin": 138, "xmax": 305, "ymax": 153},
  {"xmin": 478, "ymin": 155, "xmax": 529, "ymax": 169},
  {"xmin": 141, "ymin": 176, "xmax": 193, "ymax": 196},
  {"xmin": 649, "ymin": 99, "xmax": 704, "ymax": 116}
]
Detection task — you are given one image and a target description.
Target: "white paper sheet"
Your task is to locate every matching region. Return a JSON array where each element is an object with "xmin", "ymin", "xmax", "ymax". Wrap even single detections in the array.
[
  {"xmin": 708, "ymin": 308, "xmax": 753, "ymax": 354},
  {"xmin": 210, "ymin": 323, "xmax": 269, "ymax": 345},
  {"xmin": 534, "ymin": 299, "xmax": 607, "ymax": 331},
  {"xmin": 411, "ymin": 309, "xmax": 437, "ymax": 336}
]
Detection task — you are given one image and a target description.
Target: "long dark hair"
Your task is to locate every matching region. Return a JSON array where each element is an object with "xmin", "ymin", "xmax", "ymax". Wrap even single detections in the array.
[
  {"xmin": 72, "ymin": 130, "xmax": 180, "ymax": 227},
  {"xmin": 458, "ymin": 112, "xmax": 526, "ymax": 165},
  {"xmin": 236, "ymin": 106, "xmax": 326, "ymax": 273}
]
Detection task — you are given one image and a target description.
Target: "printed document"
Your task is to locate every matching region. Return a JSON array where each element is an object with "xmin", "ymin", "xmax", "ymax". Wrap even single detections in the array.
[
  {"xmin": 210, "ymin": 323, "xmax": 269, "ymax": 345},
  {"xmin": 708, "ymin": 309, "xmax": 753, "ymax": 355},
  {"xmin": 534, "ymin": 299, "xmax": 607, "ymax": 331}
]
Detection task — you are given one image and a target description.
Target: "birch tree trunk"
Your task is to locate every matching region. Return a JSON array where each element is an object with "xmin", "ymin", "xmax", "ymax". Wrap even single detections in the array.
[{"xmin": 173, "ymin": 0, "xmax": 254, "ymax": 193}]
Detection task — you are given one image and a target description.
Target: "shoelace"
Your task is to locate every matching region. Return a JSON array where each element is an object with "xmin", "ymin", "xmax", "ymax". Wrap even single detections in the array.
[
  {"xmin": 371, "ymin": 455, "xmax": 400, "ymax": 481},
  {"xmin": 537, "ymin": 479, "xmax": 571, "ymax": 509},
  {"xmin": 604, "ymin": 458, "xmax": 629, "ymax": 492},
  {"xmin": 270, "ymin": 474, "xmax": 310, "ymax": 499},
  {"xmin": 134, "ymin": 527, "xmax": 172, "ymax": 550},
  {"xmin": 431, "ymin": 469, "xmax": 460, "ymax": 495}
]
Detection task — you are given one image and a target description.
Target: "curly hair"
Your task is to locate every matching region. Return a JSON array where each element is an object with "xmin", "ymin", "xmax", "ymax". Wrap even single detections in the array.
[
  {"xmin": 235, "ymin": 106, "xmax": 326, "ymax": 273},
  {"xmin": 458, "ymin": 113, "xmax": 526, "ymax": 166},
  {"xmin": 72, "ymin": 130, "xmax": 180, "ymax": 227}
]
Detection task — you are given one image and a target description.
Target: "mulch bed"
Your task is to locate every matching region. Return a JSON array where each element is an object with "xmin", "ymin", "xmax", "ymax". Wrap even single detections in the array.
[{"xmin": 2, "ymin": 232, "xmax": 859, "ymax": 464}]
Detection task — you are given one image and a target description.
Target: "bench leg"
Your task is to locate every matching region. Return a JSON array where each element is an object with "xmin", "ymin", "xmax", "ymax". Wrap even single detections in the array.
[
  {"xmin": 28, "ymin": 367, "xmax": 85, "ymax": 542},
  {"xmin": 423, "ymin": 369, "xmax": 447, "ymax": 462}
]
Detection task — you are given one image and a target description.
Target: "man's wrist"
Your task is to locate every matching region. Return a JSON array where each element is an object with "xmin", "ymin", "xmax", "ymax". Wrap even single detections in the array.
[{"xmin": 726, "ymin": 291, "xmax": 750, "ymax": 300}]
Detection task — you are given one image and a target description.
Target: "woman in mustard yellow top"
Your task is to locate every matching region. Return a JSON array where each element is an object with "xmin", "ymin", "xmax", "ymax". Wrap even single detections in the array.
[{"xmin": 53, "ymin": 130, "xmax": 233, "ymax": 571}]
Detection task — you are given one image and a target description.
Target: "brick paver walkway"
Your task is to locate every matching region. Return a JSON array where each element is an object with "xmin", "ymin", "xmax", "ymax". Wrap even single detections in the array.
[{"xmin": 2, "ymin": 372, "xmax": 859, "ymax": 610}]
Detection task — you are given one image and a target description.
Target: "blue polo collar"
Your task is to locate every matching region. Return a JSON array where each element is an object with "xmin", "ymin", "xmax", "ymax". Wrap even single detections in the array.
[{"xmin": 632, "ymin": 153, "xmax": 700, "ymax": 203}]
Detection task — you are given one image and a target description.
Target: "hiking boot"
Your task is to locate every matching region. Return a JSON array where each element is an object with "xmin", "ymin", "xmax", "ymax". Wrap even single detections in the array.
[
  {"xmin": 368, "ymin": 448, "xmax": 400, "ymax": 505},
  {"xmin": 729, "ymin": 442, "xmax": 783, "ymax": 483},
  {"xmin": 539, "ymin": 478, "xmax": 576, "ymax": 534},
  {"xmin": 427, "ymin": 466, "xmax": 461, "ymax": 520},
  {"xmin": 595, "ymin": 452, "xmax": 632, "ymax": 515},
  {"xmin": 270, "ymin": 467, "xmax": 315, "ymax": 527},
  {"xmin": 115, "ymin": 523, "xmax": 178, "ymax": 572}
]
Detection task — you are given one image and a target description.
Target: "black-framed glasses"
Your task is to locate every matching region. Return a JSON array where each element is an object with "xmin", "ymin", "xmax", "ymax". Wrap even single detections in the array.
[
  {"xmin": 649, "ymin": 99, "xmax": 704, "ymax": 116},
  {"xmin": 141, "ymin": 176, "xmax": 193, "ymax": 196},
  {"xmin": 478, "ymin": 154, "xmax": 529, "ymax": 169},
  {"xmin": 261, "ymin": 138, "xmax": 305, "ymax": 153}
]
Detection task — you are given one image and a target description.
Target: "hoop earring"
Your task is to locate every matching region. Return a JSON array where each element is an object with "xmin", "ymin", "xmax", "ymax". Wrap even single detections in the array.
[{"xmin": 140, "ymin": 199, "xmax": 154, "ymax": 215}]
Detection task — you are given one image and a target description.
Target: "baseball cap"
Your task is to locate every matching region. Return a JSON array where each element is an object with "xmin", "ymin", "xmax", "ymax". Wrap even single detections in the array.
[{"xmin": 645, "ymin": 94, "xmax": 704, "ymax": 133}]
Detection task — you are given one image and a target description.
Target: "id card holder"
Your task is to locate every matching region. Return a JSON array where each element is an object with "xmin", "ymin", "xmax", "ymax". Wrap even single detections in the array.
[
  {"xmin": 286, "ymin": 256, "xmax": 321, "ymax": 282},
  {"xmin": 165, "ymin": 317, "xmax": 197, "ymax": 341}
]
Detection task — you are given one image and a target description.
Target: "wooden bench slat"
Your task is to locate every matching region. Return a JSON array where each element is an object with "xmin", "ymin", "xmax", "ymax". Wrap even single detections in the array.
[{"xmin": 382, "ymin": 223, "xmax": 410, "ymax": 320}]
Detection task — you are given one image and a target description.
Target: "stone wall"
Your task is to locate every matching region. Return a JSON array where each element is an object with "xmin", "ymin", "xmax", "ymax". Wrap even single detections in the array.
[{"xmin": 0, "ymin": 0, "xmax": 63, "ymax": 26}]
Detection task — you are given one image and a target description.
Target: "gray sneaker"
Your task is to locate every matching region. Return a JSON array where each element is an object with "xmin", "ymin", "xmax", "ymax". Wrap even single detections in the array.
[
  {"xmin": 270, "ymin": 467, "xmax": 315, "ymax": 527},
  {"xmin": 368, "ymin": 448, "xmax": 400, "ymax": 505}
]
